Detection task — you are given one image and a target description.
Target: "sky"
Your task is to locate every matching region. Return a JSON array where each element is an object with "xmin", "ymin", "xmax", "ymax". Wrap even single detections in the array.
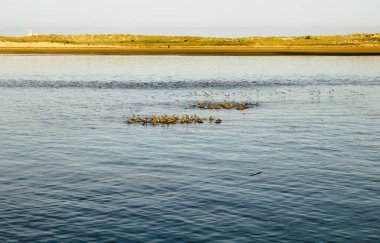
[{"xmin": 0, "ymin": 0, "xmax": 379, "ymax": 37}]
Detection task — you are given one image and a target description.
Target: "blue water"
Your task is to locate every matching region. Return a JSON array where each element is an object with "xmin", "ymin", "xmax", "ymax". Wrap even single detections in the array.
[{"xmin": 0, "ymin": 55, "xmax": 379, "ymax": 242}]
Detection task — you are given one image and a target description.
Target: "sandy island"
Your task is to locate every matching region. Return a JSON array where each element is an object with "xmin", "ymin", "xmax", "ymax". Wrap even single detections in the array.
[{"xmin": 1, "ymin": 33, "xmax": 380, "ymax": 55}]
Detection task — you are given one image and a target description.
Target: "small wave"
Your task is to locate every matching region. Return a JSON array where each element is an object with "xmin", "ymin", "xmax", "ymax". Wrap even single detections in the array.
[
  {"xmin": 0, "ymin": 78, "xmax": 378, "ymax": 89},
  {"xmin": 0, "ymin": 80, "xmax": 270, "ymax": 89}
]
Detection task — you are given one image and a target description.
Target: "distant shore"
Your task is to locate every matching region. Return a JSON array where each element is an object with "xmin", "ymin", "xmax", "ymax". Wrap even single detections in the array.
[{"xmin": 1, "ymin": 33, "xmax": 379, "ymax": 55}]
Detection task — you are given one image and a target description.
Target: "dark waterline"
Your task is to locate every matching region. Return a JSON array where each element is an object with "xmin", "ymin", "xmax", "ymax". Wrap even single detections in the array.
[{"xmin": 0, "ymin": 55, "xmax": 379, "ymax": 242}]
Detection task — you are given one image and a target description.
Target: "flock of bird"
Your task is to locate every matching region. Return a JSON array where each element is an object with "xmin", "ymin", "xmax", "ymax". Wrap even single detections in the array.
[
  {"xmin": 197, "ymin": 101, "xmax": 250, "ymax": 110},
  {"xmin": 126, "ymin": 100, "xmax": 252, "ymax": 126},
  {"xmin": 127, "ymin": 88, "xmax": 343, "ymax": 126},
  {"xmin": 127, "ymin": 114, "xmax": 222, "ymax": 125}
]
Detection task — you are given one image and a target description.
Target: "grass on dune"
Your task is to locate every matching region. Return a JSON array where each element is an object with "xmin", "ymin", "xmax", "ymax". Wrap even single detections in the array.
[{"xmin": 0, "ymin": 33, "xmax": 379, "ymax": 47}]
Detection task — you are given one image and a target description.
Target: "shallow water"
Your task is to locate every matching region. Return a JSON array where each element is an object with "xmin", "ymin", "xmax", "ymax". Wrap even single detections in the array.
[{"xmin": 0, "ymin": 55, "xmax": 379, "ymax": 242}]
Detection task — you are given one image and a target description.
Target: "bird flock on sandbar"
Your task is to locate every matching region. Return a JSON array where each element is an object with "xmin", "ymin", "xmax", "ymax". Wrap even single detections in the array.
[
  {"xmin": 127, "ymin": 114, "xmax": 223, "ymax": 125},
  {"xmin": 196, "ymin": 101, "xmax": 251, "ymax": 110},
  {"xmin": 127, "ymin": 100, "xmax": 254, "ymax": 126}
]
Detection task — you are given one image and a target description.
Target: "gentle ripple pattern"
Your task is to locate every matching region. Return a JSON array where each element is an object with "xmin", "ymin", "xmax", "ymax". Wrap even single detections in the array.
[{"xmin": 0, "ymin": 55, "xmax": 379, "ymax": 242}]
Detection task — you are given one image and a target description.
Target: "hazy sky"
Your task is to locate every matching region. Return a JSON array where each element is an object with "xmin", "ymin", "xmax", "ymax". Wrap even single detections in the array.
[{"xmin": 1, "ymin": 0, "xmax": 379, "ymax": 36}]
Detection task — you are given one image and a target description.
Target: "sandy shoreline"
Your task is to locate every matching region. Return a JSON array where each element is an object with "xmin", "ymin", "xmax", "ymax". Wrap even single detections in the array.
[{"xmin": 1, "ymin": 46, "xmax": 380, "ymax": 56}]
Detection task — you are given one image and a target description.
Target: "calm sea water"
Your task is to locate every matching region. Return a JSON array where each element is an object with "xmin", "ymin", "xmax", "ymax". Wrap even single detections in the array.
[{"xmin": 0, "ymin": 55, "xmax": 379, "ymax": 242}]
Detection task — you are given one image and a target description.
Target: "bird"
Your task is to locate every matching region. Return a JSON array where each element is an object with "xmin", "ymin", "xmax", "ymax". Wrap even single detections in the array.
[
  {"xmin": 215, "ymin": 118, "xmax": 222, "ymax": 124},
  {"xmin": 250, "ymin": 172, "xmax": 262, "ymax": 176}
]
